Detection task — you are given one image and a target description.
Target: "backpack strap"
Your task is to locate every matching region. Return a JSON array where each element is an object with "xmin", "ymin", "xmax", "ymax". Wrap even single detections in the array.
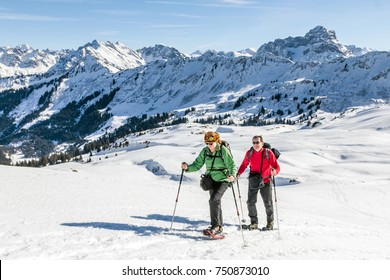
[
  {"xmin": 247, "ymin": 147, "xmax": 269, "ymax": 161},
  {"xmin": 247, "ymin": 148, "xmax": 270, "ymax": 177},
  {"xmin": 260, "ymin": 149, "xmax": 264, "ymax": 177},
  {"xmin": 263, "ymin": 148, "xmax": 273, "ymax": 180},
  {"xmin": 203, "ymin": 147, "xmax": 222, "ymax": 163},
  {"xmin": 206, "ymin": 152, "xmax": 217, "ymax": 176},
  {"xmin": 203, "ymin": 147, "xmax": 227, "ymax": 176},
  {"xmin": 247, "ymin": 147, "xmax": 254, "ymax": 160}
]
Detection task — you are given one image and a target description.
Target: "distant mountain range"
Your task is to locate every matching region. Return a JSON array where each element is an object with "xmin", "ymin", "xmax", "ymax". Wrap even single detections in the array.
[{"xmin": 0, "ymin": 25, "xmax": 389, "ymax": 159}]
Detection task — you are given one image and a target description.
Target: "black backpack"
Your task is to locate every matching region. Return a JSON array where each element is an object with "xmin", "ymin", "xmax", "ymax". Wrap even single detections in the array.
[{"xmin": 220, "ymin": 140, "xmax": 231, "ymax": 154}]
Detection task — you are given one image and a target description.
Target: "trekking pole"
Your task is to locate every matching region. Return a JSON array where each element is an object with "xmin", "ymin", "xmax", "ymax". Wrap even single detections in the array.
[
  {"xmin": 170, "ymin": 169, "xmax": 185, "ymax": 230},
  {"xmin": 272, "ymin": 175, "xmax": 281, "ymax": 239},
  {"xmin": 231, "ymin": 182, "xmax": 247, "ymax": 247},
  {"xmin": 236, "ymin": 179, "xmax": 246, "ymax": 223}
]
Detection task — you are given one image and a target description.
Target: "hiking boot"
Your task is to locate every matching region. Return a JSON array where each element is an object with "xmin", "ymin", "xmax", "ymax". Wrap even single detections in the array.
[
  {"xmin": 209, "ymin": 226, "xmax": 223, "ymax": 235},
  {"xmin": 242, "ymin": 223, "xmax": 258, "ymax": 230},
  {"xmin": 262, "ymin": 222, "xmax": 274, "ymax": 231},
  {"xmin": 203, "ymin": 226, "xmax": 223, "ymax": 236}
]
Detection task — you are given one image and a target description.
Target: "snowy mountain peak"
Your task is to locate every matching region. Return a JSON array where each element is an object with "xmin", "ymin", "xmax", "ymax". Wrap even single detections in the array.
[
  {"xmin": 215, "ymin": 48, "xmax": 257, "ymax": 58},
  {"xmin": 190, "ymin": 50, "xmax": 204, "ymax": 57},
  {"xmin": 138, "ymin": 44, "xmax": 189, "ymax": 63},
  {"xmin": 238, "ymin": 47, "xmax": 257, "ymax": 56},
  {"xmin": 62, "ymin": 40, "xmax": 145, "ymax": 73},
  {"xmin": 346, "ymin": 45, "xmax": 375, "ymax": 56},
  {"xmin": 190, "ymin": 48, "xmax": 256, "ymax": 59},
  {"xmin": 304, "ymin": 25, "xmax": 337, "ymax": 43},
  {"xmin": 256, "ymin": 25, "xmax": 355, "ymax": 62},
  {"xmin": 80, "ymin": 39, "xmax": 101, "ymax": 50}
]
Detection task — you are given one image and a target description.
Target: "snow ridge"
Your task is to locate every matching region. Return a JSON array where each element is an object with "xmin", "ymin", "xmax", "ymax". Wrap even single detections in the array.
[{"xmin": 0, "ymin": 26, "xmax": 389, "ymax": 157}]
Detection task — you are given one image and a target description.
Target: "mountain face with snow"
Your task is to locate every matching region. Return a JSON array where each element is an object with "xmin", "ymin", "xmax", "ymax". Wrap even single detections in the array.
[
  {"xmin": 0, "ymin": 45, "xmax": 65, "ymax": 77},
  {"xmin": 0, "ymin": 26, "xmax": 389, "ymax": 158},
  {"xmin": 257, "ymin": 26, "xmax": 353, "ymax": 62},
  {"xmin": 139, "ymin": 44, "xmax": 190, "ymax": 63}
]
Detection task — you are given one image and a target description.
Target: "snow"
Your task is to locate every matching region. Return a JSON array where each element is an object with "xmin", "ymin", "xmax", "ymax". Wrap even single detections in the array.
[{"xmin": 1, "ymin": 105, "xmax": 390, "ymax": 261}]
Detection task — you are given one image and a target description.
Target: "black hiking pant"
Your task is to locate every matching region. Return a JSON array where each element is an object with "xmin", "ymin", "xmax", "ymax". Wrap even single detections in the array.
[
  {"xmin": 247, "ymin": 174, "xmax": 274, "ymax": 225},
  {"xmin": 208, "ymin": 181, "xmax": 229, "ymax": 227}
]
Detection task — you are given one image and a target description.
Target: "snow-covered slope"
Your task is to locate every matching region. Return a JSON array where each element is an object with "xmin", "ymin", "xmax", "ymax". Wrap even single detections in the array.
[{"xmin": 1, "ymin": 105, "xmax": 389, "ymax": 259}]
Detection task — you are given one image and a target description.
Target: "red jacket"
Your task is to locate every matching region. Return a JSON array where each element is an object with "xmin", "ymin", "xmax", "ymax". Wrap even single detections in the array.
[{"xmin": 237, "ymin": 148, "xmax": 280, "ymax": 183}]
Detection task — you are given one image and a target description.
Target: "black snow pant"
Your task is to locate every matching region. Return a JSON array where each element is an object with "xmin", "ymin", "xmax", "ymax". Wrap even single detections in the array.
[
  {"xmin": 247, "ymin": 174, "xmax": 274, "ymax": 225},
  {"xmin": 208, "ymin": 181, "xmax": 229, "ymax": 227}
]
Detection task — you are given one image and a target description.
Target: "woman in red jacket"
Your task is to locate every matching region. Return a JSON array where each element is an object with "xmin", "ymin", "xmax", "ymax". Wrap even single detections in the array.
[{"xmin": 237, "ymin": 135, "xmax": 280, "ymax": 231}]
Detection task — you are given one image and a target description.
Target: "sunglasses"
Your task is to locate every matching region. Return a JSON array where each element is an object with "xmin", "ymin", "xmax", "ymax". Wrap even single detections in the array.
[
  {"xmin": 252, "ymin": 141, "xmax": 261, "ymax": 144},
  {"xmin": 205, "ymin": 142, "xmax": 214, "ymax": 146}
]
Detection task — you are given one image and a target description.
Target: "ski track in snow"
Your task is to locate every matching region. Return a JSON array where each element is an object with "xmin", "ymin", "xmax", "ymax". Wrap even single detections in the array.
[{"xmin": 1, "ymin": 105, "xmax": 390, "ymax": 260}]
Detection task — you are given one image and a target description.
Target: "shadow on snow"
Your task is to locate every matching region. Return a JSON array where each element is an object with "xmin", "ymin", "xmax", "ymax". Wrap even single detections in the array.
[
  {"xmin": 130, "ymin": 214, "xmax": 209, "ymax": 226},
  {"xmin": 60, "ymin": 214, "xmax": 231, "ymax": 241},
  {"xmin": 61, "ymin": 222, "xmax": 165, "ymax": 236},
  {"xmin": 131, "ymin": 214, "xmax": 236, "ymax": 228}
]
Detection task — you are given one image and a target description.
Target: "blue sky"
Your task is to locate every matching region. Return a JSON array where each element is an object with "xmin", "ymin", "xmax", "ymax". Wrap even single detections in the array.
[{"xmin": 1, "ymin": 0, "xmax": 389, "ymax": 53}]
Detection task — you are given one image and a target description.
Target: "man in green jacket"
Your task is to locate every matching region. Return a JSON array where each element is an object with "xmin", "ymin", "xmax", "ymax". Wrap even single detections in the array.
[{"xmin": 181, "ymin": 131, "xmax": 236, "ymax": 236}]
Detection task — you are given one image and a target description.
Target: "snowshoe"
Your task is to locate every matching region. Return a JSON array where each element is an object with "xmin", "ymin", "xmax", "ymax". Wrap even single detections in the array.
[
  {"xmin": 241, "ymin": 223, "xmax": 258, "ymax": 230},
  {"xmin": 203, "ymin": 226, "xmax": 224, "ymax": 239},
  {"xmin": 202, "ymin": 227, "xmax": 211, "ymax": 236}
]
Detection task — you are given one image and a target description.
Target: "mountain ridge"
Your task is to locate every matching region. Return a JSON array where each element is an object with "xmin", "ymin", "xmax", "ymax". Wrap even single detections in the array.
[{"xmin": 0, "ymin": 25, "xmax": 389, "ymax": 159}]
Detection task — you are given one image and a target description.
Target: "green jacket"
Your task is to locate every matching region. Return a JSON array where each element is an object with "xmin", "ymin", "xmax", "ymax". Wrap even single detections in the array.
[{"xmin": 186, "ymin": 144, "xmax": 237, "ymax": 183}]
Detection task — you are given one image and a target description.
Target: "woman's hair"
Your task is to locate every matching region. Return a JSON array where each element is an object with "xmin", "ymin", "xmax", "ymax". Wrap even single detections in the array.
[{"xmin": 204, "ymin": 131, "xmax": 221, "ymax": 143}]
